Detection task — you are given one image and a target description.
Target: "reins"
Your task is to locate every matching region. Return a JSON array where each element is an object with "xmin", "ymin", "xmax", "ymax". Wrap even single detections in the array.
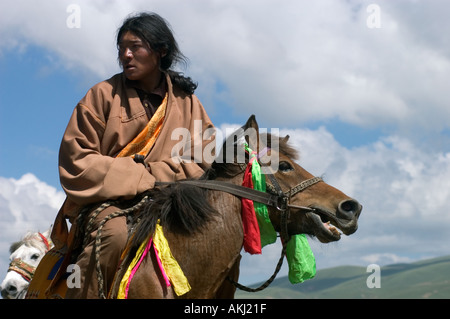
[{"xmin": 157, "ymin": 176, "xmax": 322, "ymax": 214}]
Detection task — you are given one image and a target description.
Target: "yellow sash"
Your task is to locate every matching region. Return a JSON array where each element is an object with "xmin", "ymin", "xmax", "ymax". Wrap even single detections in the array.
[{"xmin": 117, "ymin": 93, "xmax": 168, "ymax": 158}]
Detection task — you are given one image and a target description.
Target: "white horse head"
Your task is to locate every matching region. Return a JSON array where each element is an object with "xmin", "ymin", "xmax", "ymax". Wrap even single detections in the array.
[{"xmin": 1, "ymin": 227, "xmax": 53, "ymax": 299}]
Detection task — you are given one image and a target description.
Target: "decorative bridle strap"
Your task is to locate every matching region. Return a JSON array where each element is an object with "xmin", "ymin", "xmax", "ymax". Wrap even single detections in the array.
[
  {"xmin": 7, "ymin": 233, "xmax": 51, "ymax": 283},
  {"xmin": 266, "ymin": 176, "xmax": 323, "ymax": 199},
  {"xmin": 8, "ymin": 258, "xmax": 36, "ymax": 282},
  {"xmin": 38, "ymin": 232, "xmax": 51, "ymax": 252}
]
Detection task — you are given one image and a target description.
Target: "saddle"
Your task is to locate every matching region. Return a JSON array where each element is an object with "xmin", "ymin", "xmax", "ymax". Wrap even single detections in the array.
[{"xmin": 25, "ymin": 247, "xmax": 69, "ymax": 299}]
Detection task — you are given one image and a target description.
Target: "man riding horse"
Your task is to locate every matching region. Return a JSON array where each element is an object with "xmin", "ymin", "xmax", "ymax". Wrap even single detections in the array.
[{"xmin": 36, "ymin": 12, "xmax": 218, "ymax": 298}]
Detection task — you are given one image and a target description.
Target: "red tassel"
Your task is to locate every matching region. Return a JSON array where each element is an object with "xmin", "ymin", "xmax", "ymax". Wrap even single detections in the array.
[{"xmin": 241, "ymin": 163, "xmax": 262, "ymax": 254}]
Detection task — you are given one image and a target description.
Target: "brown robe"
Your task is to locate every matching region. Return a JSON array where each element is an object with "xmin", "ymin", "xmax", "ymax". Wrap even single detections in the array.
[
  {"xmin": 51, "ymin": 72, "xmax": 216, "ymax": 298},
  {"xmin": 59, "ymin": 72, "xmax": 214, "ymax": 217}
]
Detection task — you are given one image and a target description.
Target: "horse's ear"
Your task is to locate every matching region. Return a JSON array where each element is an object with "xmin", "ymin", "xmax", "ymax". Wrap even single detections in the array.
[
  {"xmin": 282, "ymin": 135, "xmax": 290, "ymax": 143},
  {"xmin": 42, "ymin": 225, "xmax": 52, "ymax": 240},
  {"xmin": 244, "ymin": 115, "xmax": 258, "ymax": 130},
  {"xmin": 244, "ymin": 115, "xmax": 260, "ymax": 152}
]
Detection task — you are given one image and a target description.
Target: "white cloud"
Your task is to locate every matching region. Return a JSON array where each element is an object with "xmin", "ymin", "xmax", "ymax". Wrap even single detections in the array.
[
  {"xmin": 362, "ymin": 253, "xmax": 412, "ymax": 265},
  {"xmin": 0, "ymin": 174, "xmax": 65, "ymax": 282},
  {"xmin": 1, "ymin": 0, "xmax": 450, "ymax": 133}
]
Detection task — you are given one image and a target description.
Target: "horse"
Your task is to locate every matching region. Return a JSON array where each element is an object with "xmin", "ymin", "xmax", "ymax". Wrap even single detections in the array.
[
  {"xmin": 1, "ymin": 228, "xmax": 52, "ymax": 299},
  {"xmin": 103, "ymin": 115, "xmax": 362, "ymax": 298}
]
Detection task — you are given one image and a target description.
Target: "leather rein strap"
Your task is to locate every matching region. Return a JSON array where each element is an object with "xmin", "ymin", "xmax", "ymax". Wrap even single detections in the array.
[{"xmin": 155, "ymin": 176, "xmax": 322, "ymax": 213}]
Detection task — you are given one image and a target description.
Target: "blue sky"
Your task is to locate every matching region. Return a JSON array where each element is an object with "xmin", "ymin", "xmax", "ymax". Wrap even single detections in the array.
[
  {"xmin": 0, "ymin": 45, "xmax": 84, "ymax": 187},
  {"xmin": 1, "ymin": 0, "xmax": 450, "ymax": 288}
]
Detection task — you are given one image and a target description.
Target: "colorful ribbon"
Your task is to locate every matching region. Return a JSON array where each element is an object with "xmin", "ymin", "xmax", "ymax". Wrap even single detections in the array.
[
  {"xmin": 241, "ymin": 143, "xmax": 316, "ymax": 284},
  {"xmin": 242, "ymin": 144, "xmax": 277, "ymax": 253},
  {"xmin": 117, "ymin": 220, "xmax": 190, "ymax": 298},
  {"xmin": 153, "ymin": 222, "xmax": 191, "ymax": 296}
]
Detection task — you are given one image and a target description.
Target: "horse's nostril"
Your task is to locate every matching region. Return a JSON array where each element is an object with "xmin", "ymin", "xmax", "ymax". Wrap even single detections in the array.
[
  {"xmin": 337, "ymin": 199, "xmax": 361, "ymax": 220},
  {"xmin": 6, "ymin": 284, "xmax": 17, "ymax": 293},
  {"xmin": 341, "ymin": 201, "xmax": 354, "ymax": 212}
]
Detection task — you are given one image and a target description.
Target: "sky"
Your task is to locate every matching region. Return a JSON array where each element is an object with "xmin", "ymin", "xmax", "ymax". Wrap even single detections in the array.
[{"xmin": 1, "ymin": 0, "xmax": 450, "ymax": 288}]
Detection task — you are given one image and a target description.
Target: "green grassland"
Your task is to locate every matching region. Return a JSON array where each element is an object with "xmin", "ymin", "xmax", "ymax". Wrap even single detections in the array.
[{"xmin": 236, "ymin": 255, "xmax": 450, "ymax": 299}]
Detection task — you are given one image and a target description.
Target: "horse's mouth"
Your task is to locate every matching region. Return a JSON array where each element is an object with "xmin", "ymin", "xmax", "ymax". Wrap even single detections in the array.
[
  {"xmin": 0, "ymin": 289, "xmax": 23, "ymax": 299},
  {"xmin": 308, "ymin": 209, "xmax": 344, "ymax": 243}
]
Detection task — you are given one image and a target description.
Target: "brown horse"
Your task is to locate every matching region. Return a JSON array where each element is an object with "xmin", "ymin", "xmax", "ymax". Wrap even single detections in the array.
[{"xmin": 108, "ymin": 115, "xmax": 362, "ymax": 298}]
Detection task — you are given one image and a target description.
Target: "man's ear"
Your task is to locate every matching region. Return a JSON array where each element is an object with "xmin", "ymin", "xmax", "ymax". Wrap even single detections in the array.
[{"xmin": 160, "ymin": 48, "xmax": 168, "ymax": 58}]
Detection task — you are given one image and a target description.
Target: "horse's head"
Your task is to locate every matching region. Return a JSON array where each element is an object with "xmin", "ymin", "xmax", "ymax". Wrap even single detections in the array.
[
  {"xmin": 244, "ymin": 115, "xmax": 362, "ymax": 243},
  {"xmin": 1, "ymin": 228, "xmax": 52, "ymax": 299}
]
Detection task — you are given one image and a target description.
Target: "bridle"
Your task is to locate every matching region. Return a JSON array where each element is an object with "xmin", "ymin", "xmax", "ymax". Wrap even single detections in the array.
[
  {"xmin": 168, "ymin": 174, "xmax": 323, "ymax": 238},
  {"xmin": 7, "ymin": 233, "xmax": 51, "ymax": 282},
  {"xmin": 265, "ymin": 174, "xmax": 322, "ymax": 239},
  {"xmin": 231, "ymin": 172, "xmax": 322, "ymax": 292}
]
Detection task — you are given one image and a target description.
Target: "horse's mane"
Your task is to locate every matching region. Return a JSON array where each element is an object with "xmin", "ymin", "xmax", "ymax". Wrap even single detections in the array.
[
  {"xmin": 131, "ymin": 132, "xmax": 297, "ymax": 249},
  {"xmin": 9, "ymin": 232, "xmax": 47, "ymax": 254},
  {"xmin": 131, "ymin": 183, "xmax": 217, "ymax": 248}
]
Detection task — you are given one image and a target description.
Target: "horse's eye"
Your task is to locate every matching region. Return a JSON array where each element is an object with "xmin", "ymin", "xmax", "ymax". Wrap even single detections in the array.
[
  {"xmin": 30, "ymin": 253, "xmax": 40, "ymax": 260},
  {"xmin": 279, "ymin": 161, "xmax": 293, "ymax": 172}
]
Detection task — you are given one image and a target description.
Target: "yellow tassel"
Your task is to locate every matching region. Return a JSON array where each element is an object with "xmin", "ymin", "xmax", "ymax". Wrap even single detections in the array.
[
  {"xmin": 116, "ymin": 235, "xmax": 150, "ymax": 299},
  {"xmin": 153, "ymin": 222, "xmax": 191, "ymax": 296}
]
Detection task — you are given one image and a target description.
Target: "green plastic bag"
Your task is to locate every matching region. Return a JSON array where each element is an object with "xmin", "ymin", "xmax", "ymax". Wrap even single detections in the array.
[{"xmin": 286, "ymin": 234, "xmax": 316, "ymax": 284}]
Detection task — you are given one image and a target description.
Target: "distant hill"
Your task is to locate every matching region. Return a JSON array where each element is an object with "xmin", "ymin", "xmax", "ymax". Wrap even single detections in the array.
[{"xmin": 236, "ymin": 255, "xmax": 450, "ymax": 299}]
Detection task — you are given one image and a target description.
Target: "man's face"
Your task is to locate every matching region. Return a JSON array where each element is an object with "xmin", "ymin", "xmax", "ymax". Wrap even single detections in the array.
[{"xmin": 118, "ymin": 31, "xmax": 160, "ymax": 82}]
